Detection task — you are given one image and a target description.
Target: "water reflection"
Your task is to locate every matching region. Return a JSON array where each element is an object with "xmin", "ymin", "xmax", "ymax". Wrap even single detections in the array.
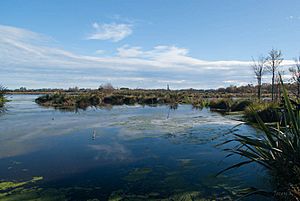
[
  {"xmin": 89, "ymin": 143, "xmax": 132, "ymax": 161},
  {"xmin": 0, "ymin": 95, "xmax": 271, "ymax": 200}
]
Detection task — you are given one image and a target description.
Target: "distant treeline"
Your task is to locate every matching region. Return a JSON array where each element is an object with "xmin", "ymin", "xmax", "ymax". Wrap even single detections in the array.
[{"xmin": 6, "ymin": 82, "xmax": 299, "ymax": 97}]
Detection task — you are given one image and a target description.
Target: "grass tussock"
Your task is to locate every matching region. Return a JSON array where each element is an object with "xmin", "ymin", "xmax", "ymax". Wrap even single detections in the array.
[
  {"xmin": 209, "ymin": 99, "xmax": 252, "ymax": 112},
  {"xmin": 244, "ymin": 102, "xmax": 280, "ymax": 123}
]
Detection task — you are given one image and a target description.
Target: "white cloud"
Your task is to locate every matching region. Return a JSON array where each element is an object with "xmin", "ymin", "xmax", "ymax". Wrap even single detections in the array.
[
  {"xmin": 117, "ymin": 45, "xmax": 143, "ymax": 57},
  {"xmin": 0, "ymin": 24, "xmax": 294, "ymax": 89},
  {"xmin": 87, "ymin": 22, "xmax": 132, "ymax": 42},
  {"xmin": 95, "ymin": 49, "xmax": 105, "ymax": 54}
]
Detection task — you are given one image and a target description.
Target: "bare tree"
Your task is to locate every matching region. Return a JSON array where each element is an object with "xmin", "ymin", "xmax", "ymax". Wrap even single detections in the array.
[
  {"xmin": 289, "ymin": 56, "xmax": 300, "ymax": 98},
  {"xmin": 266, "ymin": 49, "xmax": 283, "ymax": 101},
  {"xmin": 252, "ymin": 56, "xmax": 267, "ymax": 100}
]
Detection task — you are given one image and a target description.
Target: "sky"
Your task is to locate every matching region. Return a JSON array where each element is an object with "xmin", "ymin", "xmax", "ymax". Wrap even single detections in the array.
[{"xmin": 1, "ymin": 0, "xmax": 300, "ymax": 89}]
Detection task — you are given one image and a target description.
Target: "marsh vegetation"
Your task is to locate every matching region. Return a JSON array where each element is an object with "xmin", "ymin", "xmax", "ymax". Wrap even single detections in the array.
[
  {"xmin": 0, "ymin": 85, "xmax": 7, "ymax": 113},
  {"xmin": 35, "ymin": 89, "xmax": 211, "ymax": 110}
]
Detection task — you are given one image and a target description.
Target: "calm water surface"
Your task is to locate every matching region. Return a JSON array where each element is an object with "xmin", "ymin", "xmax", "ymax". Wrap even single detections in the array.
[{"xmin": 0, "ymin": 95, "xmax": 272, "ymax": 200}]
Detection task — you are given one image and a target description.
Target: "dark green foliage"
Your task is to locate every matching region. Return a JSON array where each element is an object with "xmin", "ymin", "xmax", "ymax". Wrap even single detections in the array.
[
  {"xmin": 0, "ymin": 97, "xmax": 4, "ymax": 108},
  {"xmin": 219, "ymin": 77, "xmax": 300, "ymax": 200},
  {"xmin": 34, "ymin": 94, "xmax": 50, "ymax": 104},
  {"xmin": 103, "ymin": 95, "xmax": 126, "ymax": 105},
  {"xmin": 231, "ymin": 100, "xmax": 252, "ymax": 112},
  {"xmin": 244, "ymin": 102, "xmax": 280, "ymax": 123},
  {"xmin": 0, "ymin": 85, "xmax": 7, "ymax": 109},
  {"xmin": 35, "ymin": 90, "xmax": 211, "ymax": 109},
  {"xmin": 209, "ymin": 99, "xmax": 233, "ymax": 111},
  {"xmin": 75, "ymin": 95, "xmax": 100, "ymax": 109},
  {"xmin": 35, "ymin": 90, "xmax": 255, "ymax": 113},
  {"xmin": 192, "ymin": 99, "xmax": 209, "ymax": 109},
  {"xmin": 36, "ymin": 93, "xmax": 66, "ymax": 105},
  {"xmin": 123, "ymin": 96, "xmax": 136, "ymax": 105},
  {"xmin": 209, "ymin": 99, "xmax": 251, "ymax": 112},
  {"xmin": 140, "ymin": 97, "xmax": 159, "ymax": 105}
]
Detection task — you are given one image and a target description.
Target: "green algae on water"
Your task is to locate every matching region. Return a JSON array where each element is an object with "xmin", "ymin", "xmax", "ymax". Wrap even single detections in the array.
[{"xmin": 123, "ymin": 167, "xmax": 152, "ymax": 182}]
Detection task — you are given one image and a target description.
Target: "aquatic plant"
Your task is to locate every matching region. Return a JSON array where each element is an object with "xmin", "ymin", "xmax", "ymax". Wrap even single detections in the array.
[
  {"xmin": 231, "ymin": 100, "xmax": 252, "ymax": 112},
  {"xmin": 0, "ymin": 177, "xmax": 106, "ymax": 200},
  {"xmin": 219, "ymin": 77, "xmax": 300, "ymax": 200},
  {"xmin": 0, "ymin": 85, "xmax": 8, "ymax": 111},
  {"xmin": 123, "ymin": 168, "xmax": 152, "ymax": 182},
  {"xmin": 209, "ymin": 99, "xmax": 252, "ymax": 113},
  {"xmin": 192, "ymin": 99, "xmax": 209, "ymax": 109},
  {"xmin": 75, "ymin": 94, "xmax": 100, "ymax": 109},
  {"xmin": 209, "ymin": 99, "xmax": 233, "ymax": 112},
  {"xmin": 0, "ymin": 177, "xmax": 49, "ymax": 200},
  {"xmin": 244, "ymin": 102, "xmax": 280, "ymax": 123},
  {"xmin": 35, "ymin": 93, "xmax": 68, "ymax": 106},
  {"xmin": 107, "ymin": 190, "xmax": 208, "ymax": 201},
  {"xmin": 0, "ymin": 97, "xmax": 5, "ymax": 108},
  {"xmin": 35, "ymin": 89, "xmax": 212, "ymax": 110}
]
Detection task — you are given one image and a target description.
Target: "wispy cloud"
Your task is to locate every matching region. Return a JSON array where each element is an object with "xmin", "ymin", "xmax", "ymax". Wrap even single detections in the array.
[
  {"xmin": 1, "ymin": 24, "xmax": 293, "ymax": 89},
  {"xmin": 117, "ymin": 45, "xmax": 143, "ymax": 57},
  {"xmin": 286, "ymin": 15, "xmax": 300, "ymax": 21},
  {"xmin": 87, "ymin": 22, "xmax": 132, "ymax": 42},
  {"xmin": 95, "ymin": 49, "xmax": 106, "ymax": 55}
]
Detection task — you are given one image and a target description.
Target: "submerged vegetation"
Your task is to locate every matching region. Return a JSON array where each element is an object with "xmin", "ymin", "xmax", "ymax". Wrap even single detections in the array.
[
  {"xmin": 219, "ymin": 78, "xmax": 300, "ymax": 200},
  {"xmin": 0, "ymin": 177, "xmax": 52, "ymax": 200}
]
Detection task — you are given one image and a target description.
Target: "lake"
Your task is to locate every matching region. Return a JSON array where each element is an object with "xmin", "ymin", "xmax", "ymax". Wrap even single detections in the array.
[{"xmin": 0, "ymin": 95, "xmax": 272, "ymax": 200}]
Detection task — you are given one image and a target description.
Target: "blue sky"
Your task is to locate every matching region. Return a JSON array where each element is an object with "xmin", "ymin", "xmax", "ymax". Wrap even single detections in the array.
[{"xmin": 1, "ymin": 0, "xmax": 300, "ymax": 89}]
